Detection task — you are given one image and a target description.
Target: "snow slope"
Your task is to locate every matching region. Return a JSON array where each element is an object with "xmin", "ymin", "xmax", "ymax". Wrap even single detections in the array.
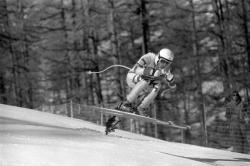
[{"xmin": 0, "ymin": 104, "xmax": 249, "ymax": 166}]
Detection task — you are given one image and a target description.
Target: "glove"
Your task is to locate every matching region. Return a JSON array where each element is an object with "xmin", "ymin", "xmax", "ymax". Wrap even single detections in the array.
[
  {"xmin": 143, "ymin": 67, "xmax": 156, "ymax": 76},
  {"xmin": 141, "ymin": 75, "xmax": 156, "ymax": 81},
  {"xmin": 142, "ymin": 67, "xmax": 162, "ymax": 81}
]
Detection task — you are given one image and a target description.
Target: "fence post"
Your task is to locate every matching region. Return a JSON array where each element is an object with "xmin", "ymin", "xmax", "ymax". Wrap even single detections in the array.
[
  {"xmin": 203, "ymin": 103, "xmax": 208, "ymax": 145},
  {"xmin": 100, "ymin": 112, "xmax": 103, "ymax": 126},
  {"xmin": 42, "ymin": 104, "xmax": 45, "ymax": 112},
  {"xmin": 181, "ymin": 129, "xmax": 184, "ymax": 143},
  {"xmin": 70, "ymin": 100, "xmax": 73, "ymax": 118},
  {"xmin": 64, "ymin": 103, "xmax": 67, "ymax": 115},
  {"xmin": 78, "ymin": 104, "xmax": 81, "ymax": 115},
  {"xmin": 130, "ymin": 119, "xmax": 133, "ymax": 132},
  {"xmin": 153, "ymin": 105, "xmax": 158, "ymax": 138}
]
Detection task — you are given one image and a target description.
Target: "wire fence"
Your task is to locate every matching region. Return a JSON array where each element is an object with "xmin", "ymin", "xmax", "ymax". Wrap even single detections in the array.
[
  {"xmin": 205, "ymin": 106, "xmax": 250, "ymax": 154},
  {"xmin": 36, "ymin": 102, "xmax": 187, "ymax": 141},
  {"xmin": 207, "ymin": 116, "xmax": 250, "ymax": 154},
  {"xmin": 36, "ymin": 102, "xmax": 250, "ymax": 154}
]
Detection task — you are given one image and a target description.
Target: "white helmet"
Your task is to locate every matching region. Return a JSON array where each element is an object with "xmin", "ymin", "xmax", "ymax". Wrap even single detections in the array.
[{"xmin": 158, "ymin": 48, "xmax": 174, "ymax": 62}]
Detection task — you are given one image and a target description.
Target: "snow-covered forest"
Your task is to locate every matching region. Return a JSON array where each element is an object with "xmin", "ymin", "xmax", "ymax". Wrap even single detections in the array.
[{"xmin": 0, "ymin": 0, "xmax": 249, "ymax": 153}]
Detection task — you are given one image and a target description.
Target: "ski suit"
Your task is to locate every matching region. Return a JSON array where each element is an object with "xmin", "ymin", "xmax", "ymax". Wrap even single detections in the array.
[{"xmin": 126, "ymin": 52, "xmax": 174, "ymax": 109}]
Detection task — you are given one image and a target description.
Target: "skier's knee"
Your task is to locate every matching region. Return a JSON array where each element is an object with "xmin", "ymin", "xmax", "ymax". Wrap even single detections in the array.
[
  {"xmin": 127, "ymin": 73, "xmax": 142, "ymax": 87},
  {"xmin": 153, "ymin": 84, "xmax": 161, "ymax": 93}
]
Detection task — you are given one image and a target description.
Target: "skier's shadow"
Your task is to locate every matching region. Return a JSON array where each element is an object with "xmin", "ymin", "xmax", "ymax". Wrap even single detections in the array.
[{"xmin": 160, "ymin": 152, "xmax": 250, "ymax": 164}]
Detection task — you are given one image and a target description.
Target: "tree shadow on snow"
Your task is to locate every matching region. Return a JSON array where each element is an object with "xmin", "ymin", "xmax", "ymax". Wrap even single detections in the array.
[{"xmin": 160, "ymin": 152, "xmax": 250, "ymax": 165}]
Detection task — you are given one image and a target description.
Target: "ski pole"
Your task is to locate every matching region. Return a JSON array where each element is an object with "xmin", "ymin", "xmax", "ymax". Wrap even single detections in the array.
[{"xmin": 87, "ymin": 64, "xmax": 131, "ymax": 74}]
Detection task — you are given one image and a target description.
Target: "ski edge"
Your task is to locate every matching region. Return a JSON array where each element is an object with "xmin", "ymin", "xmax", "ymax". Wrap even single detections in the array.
[{"xmin": 90, "ymin": 106, "xmax": 191, "ymax": 130}]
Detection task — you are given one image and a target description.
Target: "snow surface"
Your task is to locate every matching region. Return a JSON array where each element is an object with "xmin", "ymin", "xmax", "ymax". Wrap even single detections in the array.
[{"xmin": 0, "ymin": 104, "xmax": 250, "ymax": 166}]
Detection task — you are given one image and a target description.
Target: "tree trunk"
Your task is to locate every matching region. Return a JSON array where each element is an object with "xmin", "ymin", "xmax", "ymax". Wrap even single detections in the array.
[
  {"xmin": 108, "ymin": 0, "xmax": 125, "ymax": 100},
  {"xmin": 0, "ymin": 0, "xmax": 8, "ymax": 104},
  {"xmin": 241, "ymin": 0, "xmax": 250, "ymax": 72},
  {"xmin": 23, "ymin": 33, "xmax": 34, "ymax": 108},
  {"xmin": 61, "ymin": 0, "xmax": 74, "ymax": 113},
  {"xmin": 224, "ymin": 0, "xmax": 235, "ymax": 89},
  {"xmin": 71, "ymin": 0, "xmax": 82, "ymax": 103},
  {"xmin": 140, "ymin": 0, "xmax": 149, "ymax": 54},
  {"xmin": 2, "ymin": 0, "xmax": 19, "ymax": 106},
  {"xmin": 212, "ymin": 0, "xmax": 233, "ymax": 91},
  {"xmin": 241, "ymin": 0, "xmax": 250, "ymax": 102},
  {"xmin": 190, "ymin": 0, "xmax": 207, "ymax": 146},
  {"xmin": 18, "ymin": 0, "xmax": 34, "ymax": 108},
  {"xmin": 84, "ymin": 0, "xmax": 103, "ymax": 105},
  {"xmin": 0, "ymin": 74, "xmax": 7, "ymax": 104},
  {"xmin": 183, "ymin": 81, "xmax": 191, "ymax": 143}
]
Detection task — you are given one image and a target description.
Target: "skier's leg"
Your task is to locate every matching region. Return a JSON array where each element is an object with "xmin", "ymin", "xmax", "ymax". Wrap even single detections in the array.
[
  {"xmin": 127, "ymin": 79, "xmax": 149, "ymax": 103},
  {"xmin": 118, "ymin": 73, "xmax": 149, "ymax": 112},
  {"xmin": 138, "ymin": 83, "xmax": 161, "ymax": 115}
]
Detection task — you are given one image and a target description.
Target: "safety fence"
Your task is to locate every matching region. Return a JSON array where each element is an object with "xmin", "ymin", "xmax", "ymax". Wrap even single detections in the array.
[
  {"xmin": 36, "ymin": 102, "xmax": 187, "ymax": 142},
  {"xmin": 207, "ymin": 115, "xmax": 250, "ymax": 154},
  {"xmin": 36, "ymin": 102, "xmax": 250, "ymax": 154}
]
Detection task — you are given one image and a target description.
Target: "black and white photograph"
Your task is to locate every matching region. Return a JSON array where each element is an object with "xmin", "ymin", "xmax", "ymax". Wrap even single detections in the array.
[{"xmin": 0, "ymin": 0, "xmax": 250, "ymax": 165}]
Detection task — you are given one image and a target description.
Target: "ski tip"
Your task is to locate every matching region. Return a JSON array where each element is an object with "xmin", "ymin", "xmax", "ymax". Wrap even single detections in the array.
[
  {"xmin": 185, "ymin": 125, "xmax": 191, "ymax": 130},
  {"xmin": 86, "ymin": 71, "xmax": 93, "ymax": 75},
  {"xmin": 167, "ymin": 121, "xmax": 174, "ymax": 125}
]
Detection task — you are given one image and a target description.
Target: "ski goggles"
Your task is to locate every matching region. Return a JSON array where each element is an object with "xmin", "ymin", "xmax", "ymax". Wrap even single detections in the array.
[{"xmin": 159, "ymin": 58, "xmax": 172, "ymax": 65}]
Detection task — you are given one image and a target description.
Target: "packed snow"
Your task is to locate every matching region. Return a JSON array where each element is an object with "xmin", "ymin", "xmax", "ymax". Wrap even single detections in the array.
[{"xmin": 0, "ymin": 104, "xmax": 249, "ymax": 166}]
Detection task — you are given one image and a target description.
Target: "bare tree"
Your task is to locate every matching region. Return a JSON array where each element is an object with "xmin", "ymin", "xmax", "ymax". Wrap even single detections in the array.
[
  {"xmin": 108, "ymin": 0, "xmax": 125, "ymax": 100},
  {"xmin": 211, "ymin": 0, "xmax": 234, "ymax": 91},
  {"xmin": 189, "ymin": 0, "xmax": 207, "ymax": 146},
  {"xmin": 140, "ymin": 0, "xmax": 149, "ymax": 54},
  {"xmin": 84, "ymin": 0, "xmax": 104, "ymax": 105},
  {"xmin": 240, "ymin": 0, "xmax": 250, "ymax": 102}
]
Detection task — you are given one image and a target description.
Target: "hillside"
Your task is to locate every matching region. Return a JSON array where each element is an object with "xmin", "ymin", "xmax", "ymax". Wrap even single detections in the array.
[{"xmin": 0, "ymin": 104, "xmax": 249, "ymax": 166}]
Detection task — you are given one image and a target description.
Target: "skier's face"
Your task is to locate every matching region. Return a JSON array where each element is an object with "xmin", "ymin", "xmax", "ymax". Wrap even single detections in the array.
[
  {"xmin": 158, "ymin": 59, "xmax": 172, "ymax": 69},
  {"xmin": 232, "ymin": 92, "xmax": 238, "ymax": 101}
]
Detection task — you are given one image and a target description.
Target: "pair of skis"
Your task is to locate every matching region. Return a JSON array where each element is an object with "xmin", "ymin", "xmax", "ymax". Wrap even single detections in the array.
[{"xmin": 100, "ymin": 106, "xmax": 191, "ymax": 135}]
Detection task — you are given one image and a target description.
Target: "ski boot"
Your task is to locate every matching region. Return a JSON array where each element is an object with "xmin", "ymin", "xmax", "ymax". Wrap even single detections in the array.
[
  {"xmin": 116, "ymin": 101, "xmax": 137, "ymax": 114},
  {"xmin": 137, "ymin": 107, "xmax": 150, "ymax": 117}
]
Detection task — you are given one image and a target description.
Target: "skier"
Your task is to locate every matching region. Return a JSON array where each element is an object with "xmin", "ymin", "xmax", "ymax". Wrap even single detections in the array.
[{"xmin": 117, "ymin": 48, "xmax": 176, "ymax": 116}]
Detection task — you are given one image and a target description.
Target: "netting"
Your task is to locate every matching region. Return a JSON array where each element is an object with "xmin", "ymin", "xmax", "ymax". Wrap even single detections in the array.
[{"xmin": 37, "ymin": 102, "xmax": 250, "ymax": 154}]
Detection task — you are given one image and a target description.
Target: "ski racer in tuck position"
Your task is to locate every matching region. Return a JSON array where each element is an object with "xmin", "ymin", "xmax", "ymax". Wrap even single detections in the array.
[{"xmin": 117, "ymin": 48, "xmax": 176, "ymax": 116}]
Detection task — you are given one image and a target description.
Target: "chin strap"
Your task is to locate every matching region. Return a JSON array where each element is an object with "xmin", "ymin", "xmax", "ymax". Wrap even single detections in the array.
[{"xmin": 87, "ymin": 64, "xmax": 131, "ymax": 74}]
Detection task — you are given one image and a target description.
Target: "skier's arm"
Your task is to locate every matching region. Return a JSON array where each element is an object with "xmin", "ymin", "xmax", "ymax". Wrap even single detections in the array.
[
  {"xmin": 163, "ymin": 70, "xmax": 176, "ymax": 89},
  {"xmin": 133, "ymin": 53, "xmax": 154, "ymax": 76},
  {"xmin": 133, "ymin": 63, "xmax": 145, "ymax": 75},
  {"xmin": 167, "ymin": 77, "xmax": 176, "ymax": 89}
]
